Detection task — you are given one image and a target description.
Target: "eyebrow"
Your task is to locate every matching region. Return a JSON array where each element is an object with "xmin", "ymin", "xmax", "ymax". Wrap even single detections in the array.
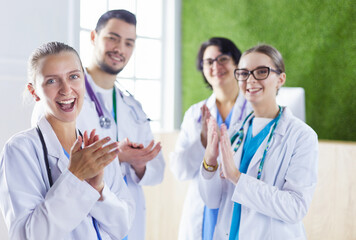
[
  {"xmin": 237, "ymin": 65, "xmax": 269, "ymax": 70},
  {"xmin": 44, "ymin": 69, "xmax": 82, "ymax": 78},
  {"xmin": 203, "ymin": 53, "xmax": 226, "ymax": 60},
  {"xmin": 108, "ymin": 32, "xmax": 136, "ymax": 43}
]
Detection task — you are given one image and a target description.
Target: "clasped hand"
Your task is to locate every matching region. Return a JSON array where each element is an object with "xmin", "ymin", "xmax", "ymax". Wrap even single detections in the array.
[
  {"xmin": 68, "ymin": 129, "xmax": 119, "ymax": 197},
  {"xmin": 204, "ymin": 118, "xmax": 241, "ymax": 185}
]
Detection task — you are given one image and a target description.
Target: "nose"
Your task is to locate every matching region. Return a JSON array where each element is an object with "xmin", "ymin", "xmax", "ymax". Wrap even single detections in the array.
[
  {"xmin": 59, "ymin": 80, "xmax": 72, "ymax": 95},
  {"xmin": 246, "ymin": 73, "xmax": 257, "ymax": 83},
  {"xmin": 113, "ymin": 40, "xmax": 124, "ymax": 54},
  {"xmin": 211, "ymin": 60, "xmax": 221, "ymax": 72}
]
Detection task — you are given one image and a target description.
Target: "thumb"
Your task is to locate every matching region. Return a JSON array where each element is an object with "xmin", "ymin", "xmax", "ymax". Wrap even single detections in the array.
[{"xmin": 71, "ymin": 135, "xmax": 82, "ymax": 154}]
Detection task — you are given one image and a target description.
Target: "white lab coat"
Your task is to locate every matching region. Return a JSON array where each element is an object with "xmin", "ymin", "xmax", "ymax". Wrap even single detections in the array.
[
  {"xmin": 199, "ymin": 107, "xmax": 318, "ymax": 240},
  {"xmin": 0, "ymin": 117, "xmax": 135, "ymax": 240},
  {"xmin": 76, "ymin": 73, "xmax": 165, "ymax": 240},
  {"xmin": 170, "ymin": 93, "xmax": 252, "ymax": 240}
]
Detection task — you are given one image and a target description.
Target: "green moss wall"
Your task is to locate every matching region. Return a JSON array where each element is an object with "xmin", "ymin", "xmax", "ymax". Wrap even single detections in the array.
[{"xmin": 181, "ymin": 0, "xmax": 355, "ymax": 141}]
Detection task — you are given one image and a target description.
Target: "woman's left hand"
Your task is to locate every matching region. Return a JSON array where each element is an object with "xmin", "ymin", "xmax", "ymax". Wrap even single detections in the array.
[
  {"xmin": 82, "ymin": 130, "xmax": 105, "ymax": 199},
  {"xmin": 220, "ymin": 124, "xmax": 241, "ymax": 185}
]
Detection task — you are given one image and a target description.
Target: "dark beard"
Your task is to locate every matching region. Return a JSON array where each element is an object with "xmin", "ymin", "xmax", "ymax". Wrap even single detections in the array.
[{"xmin": 97, "ymin": 60, "xmax": 123, "ymax": 75}]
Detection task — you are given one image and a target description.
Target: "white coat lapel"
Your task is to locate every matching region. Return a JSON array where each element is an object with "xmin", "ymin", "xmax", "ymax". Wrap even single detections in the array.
[
  {"xmin": 37, "ymin": 117, "xmax": 70, "ymax": 174},
  {"xmin": 206, "ymin": 93, "xmax": 217, "ymax": 120}
]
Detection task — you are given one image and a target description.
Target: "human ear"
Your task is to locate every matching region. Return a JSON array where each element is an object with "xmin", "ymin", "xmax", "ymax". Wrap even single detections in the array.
[
  {"xmin": 90, "ymin": 30, "xmax": 97, "ymax": 45},
  {"xmin": 27, "ymin": 83, "xmax": 40, "ymax": 101},
  {"xmin": 277, "ymin": 72, "xmax": 286, "ymax": 90}
]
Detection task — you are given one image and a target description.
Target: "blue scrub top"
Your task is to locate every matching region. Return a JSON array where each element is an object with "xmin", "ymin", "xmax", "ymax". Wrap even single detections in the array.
[{"xmin": 229, "ymin": 117, "xmax": 276, "ymax": 240}]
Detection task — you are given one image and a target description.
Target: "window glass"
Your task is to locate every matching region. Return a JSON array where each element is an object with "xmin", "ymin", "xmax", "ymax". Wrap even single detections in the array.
[
  {"xmin": 136, "ymin": 0, "xmax": 162, "ymax": 38},
  {"xmin": 80, "ymin": 0, "xmax": 107, "ymax": 30},
  {"xmin": 108, "ymin": 0, "xmax": 136, "ymax": 14},
  {"xmin": 135, "ymin": 79, "xmax": 161, "ymax": 121},
  {"xmin": 116, "ymin": 78, "xmax": 135, "ymax": 95},
  {"xmin": 79, "ymin": 31, "xmax": 93, "ymax": 67},
  {"xmin": 135, "ymin": 38, "xmax": 162, "ymax": 79},
  {"xmin": 119, "ymin": 52, "xmax": 135, "ymax": 79}
]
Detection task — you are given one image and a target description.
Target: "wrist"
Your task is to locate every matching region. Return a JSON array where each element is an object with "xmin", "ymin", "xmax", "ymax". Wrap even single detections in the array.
[{"xmin": 203, "ymin": 157, "xmax": 218, "ymax": 172}]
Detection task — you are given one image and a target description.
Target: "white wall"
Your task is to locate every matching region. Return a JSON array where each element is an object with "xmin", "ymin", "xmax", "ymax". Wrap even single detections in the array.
[
  {"xmin": 0, "ymin": 0, "xmax": 79, "ymax": 148},
  {"xmin": 0, "ymin": 1, "xmax": 79, "ymax": 238}
]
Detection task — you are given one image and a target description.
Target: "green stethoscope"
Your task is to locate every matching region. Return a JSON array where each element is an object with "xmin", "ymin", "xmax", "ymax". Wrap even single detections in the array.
[{"xmin": 230, "ymin": 106, "xmax": 283, "ymax": 180}]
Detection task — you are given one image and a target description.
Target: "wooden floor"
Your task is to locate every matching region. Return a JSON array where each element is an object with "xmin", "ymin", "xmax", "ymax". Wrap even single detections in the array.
[{"xmin": 1, "ymin": 134, "xmax": 355, "ymax": 240}]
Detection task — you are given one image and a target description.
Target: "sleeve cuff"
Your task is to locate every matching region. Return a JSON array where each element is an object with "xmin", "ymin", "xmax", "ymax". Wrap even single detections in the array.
[{"xmin": 200, "ymin": 162, "xmax": 218, "ymax": 180}]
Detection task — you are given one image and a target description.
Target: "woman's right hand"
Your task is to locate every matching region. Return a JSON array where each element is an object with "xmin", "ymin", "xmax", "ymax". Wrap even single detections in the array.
[
  {"xmin": 204, "ymin": 117, "xmax": 219, "ymax": 167},
  {"xmin": 200, "ymin": 104, "xmax": 211, "ymax": 148},
  {"xmin": 68, "ymin": 132, "xmax": 119, "ymax": 182}
]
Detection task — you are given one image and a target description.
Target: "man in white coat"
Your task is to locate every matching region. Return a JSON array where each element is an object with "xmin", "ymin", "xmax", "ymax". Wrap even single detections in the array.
[
  {"xmin": 78, "ymin": 10, "xmax": 165, "ymax": 240},
  {"xmin": 32, "ymin": 9, "xmax": 165, "ymax": 240}
]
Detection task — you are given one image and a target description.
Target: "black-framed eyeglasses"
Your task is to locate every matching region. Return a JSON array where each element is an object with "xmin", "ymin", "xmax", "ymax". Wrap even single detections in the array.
[
  {"xmin": 234, "ymin": 67, "xmax": 281, "ymax": 81},
  {"xmin": 201, "ymin": 54, "xmax": 231, "ymax": 69}
]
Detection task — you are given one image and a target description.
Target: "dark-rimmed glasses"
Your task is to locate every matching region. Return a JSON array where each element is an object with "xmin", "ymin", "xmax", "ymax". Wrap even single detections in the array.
[
  {"xmin": 234, "ymin": 67, "xmax": 281, "ymax": 81},
  {"xmin": 201, "ymin": 54, "xmax": 231, "ymax": 69}
]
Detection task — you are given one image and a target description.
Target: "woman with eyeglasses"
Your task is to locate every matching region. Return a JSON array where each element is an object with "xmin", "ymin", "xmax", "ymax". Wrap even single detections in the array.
[
  {"xmin": 170, "ymin": 37, "xmax": 252, "ymax": 240},
  {"xmin": 0, "ymin": 42, "xmax": 135, "ymax": 239},
  {"xmin": 199, "ymin": 44, "xmax": 318, "ymax": 239}
]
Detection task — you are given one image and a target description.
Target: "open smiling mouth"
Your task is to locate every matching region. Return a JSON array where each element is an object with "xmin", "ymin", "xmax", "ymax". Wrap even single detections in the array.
[
  {"xmin": 57, "ymin": 99, "xmax": 76, "ymax": 112},
  {"xmin": 247, "ymin": 88, "xmax": 262, "ymax": 94},
  {"xmin": 108, "ymin": 53, "xmax": 124, "ymax": 63}
]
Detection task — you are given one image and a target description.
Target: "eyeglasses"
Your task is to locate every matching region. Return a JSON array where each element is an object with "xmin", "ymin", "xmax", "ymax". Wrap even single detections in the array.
[
  {"xmin": 201, "ymin": 54, "xmax": 231, "ymax": 68},
  {"xmin": 234, "ymin": 67, "xmax": 281, "ymax": 81}
]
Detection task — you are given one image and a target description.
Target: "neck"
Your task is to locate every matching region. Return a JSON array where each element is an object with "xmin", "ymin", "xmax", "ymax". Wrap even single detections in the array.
[
  {"xmin": 46, "ymin": 116, "xmax": 77, "ymax": 153},
  {"xmin": 253, "ymin": 101, "xmax": 280, "ymax": 118},
  {"xmin": 213, "ymin": 82, "xmax": 239, "ymax": 120},
  {"xmin": 214, "ymin": 81, "xmax": 239, "ymax": 105},
  {"xmin": 87, "ymin": 64, "xmax": 117, "ymax": 89}
]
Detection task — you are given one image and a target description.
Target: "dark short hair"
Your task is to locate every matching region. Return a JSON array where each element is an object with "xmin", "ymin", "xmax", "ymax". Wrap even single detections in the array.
[
  {"xmin": 95, "ymin": 9, "xmax": 137, "ymax": 33},
  {"xmin": 28, "ymin": 42, "xmax": 83, "ymax": 84},
  {"xmin": 196, "ymin": 37, "xmax": 242, "ymax": 89}
]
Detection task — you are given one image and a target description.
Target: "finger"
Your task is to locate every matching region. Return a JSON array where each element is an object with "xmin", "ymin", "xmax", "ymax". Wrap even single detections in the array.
[
  {"xmin": 97, "ymin": 149, "xmax": 120, "ymax": 168},
  {"xmin": 135, "ymin": 143, "xmax": 144, "ymax": 149},
  {"xmin": 220, "ymin": 124, "xmax": 229, "ymax": 142},
  {"xmin": 143, "ymin": 140, "xmax": 155, "ymax": 151},
  {"xmin": 205, "ymin": 107, "xmax": 211, "ymax": 120},
  {"xmin": 83, "ymin": 131, "xmax": 89, "ymax": 147},
  {"xmin": 200, "ymin": 104, "xmax": 206, "ymax": 116},
  {"xmin": 211, "ymin": 131, "xmax": 219, "ymax": 149},
  {"xmin": 86, "ymin": 136, "xmax": 111, "ymax": 153},
  {"xmin": 93, "ymin": 142, "xmax": 119, "ymax": 159},
  {"xmin": 71, "ymin": 136, "xmax": 83, "ymax": 155},
  {"xmin": 143, "ymin": 142, "xmax": 162, "ymax": 161},
  {"xmin": 89, "ymin": 129, "xmax": 97, "ymax": 144},
  {"xmin": 94, "ymin": 134, "xmax": 99, "ymax": 143}
]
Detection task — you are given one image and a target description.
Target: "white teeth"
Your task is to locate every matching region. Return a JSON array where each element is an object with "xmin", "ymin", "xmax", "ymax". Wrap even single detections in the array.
[
  {"xmin": 248, "ymin": 88, "xmax": 260, "ymax": 93},
  {"xmin": 111, "ymin": 56, "xmax": 122, "ymax": 61},
  {"xmin": 58, "ymin": 99, "xmax": 75, "ymax": 104}
]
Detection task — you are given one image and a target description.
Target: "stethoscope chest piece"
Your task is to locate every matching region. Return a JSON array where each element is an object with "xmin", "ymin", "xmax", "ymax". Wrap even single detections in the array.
[{"xmin": 100, "ymin": 116, "xmax": 111, "ymax": 129}]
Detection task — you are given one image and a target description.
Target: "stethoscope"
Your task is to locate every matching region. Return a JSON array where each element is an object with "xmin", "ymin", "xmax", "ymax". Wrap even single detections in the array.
[
  {"xmin": 36, "ymin": 126, "xmax": 83, "ymax": 188},
  {"xmin": 85, "ymin": 75, "xmax": 151, "ymax": 129},
  {"xmin": 36, "ymin": 126, "xmax": 102, "ymax": 239},
  {"xmin": 85, "ymin": 75, "xmax": 111, "ymax": 129}
]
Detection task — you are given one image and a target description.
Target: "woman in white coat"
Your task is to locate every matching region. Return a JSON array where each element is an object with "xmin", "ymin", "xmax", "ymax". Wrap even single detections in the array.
[
  {"xmin": 200, "ymin": 44, "xmax": 318, "ymax": 240},
  {"xmin": 0, "ymin": 42, "xmax": 135, "ymax": 240},
  {"xmin": 170, "ymin": 37, "xmax": 251, "ymax": 240}
]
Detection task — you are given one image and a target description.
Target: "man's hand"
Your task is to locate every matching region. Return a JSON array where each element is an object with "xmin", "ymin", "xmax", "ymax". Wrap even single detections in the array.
[{"xmin": 117, "ymin": 138, "xmax": 162, "ymax": 179}]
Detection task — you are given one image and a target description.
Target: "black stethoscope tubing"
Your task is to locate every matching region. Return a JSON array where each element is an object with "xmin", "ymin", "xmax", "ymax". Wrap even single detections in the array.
[{"xmin": 36, "ymin": 126, "xmax": 82, "ymax": 188}]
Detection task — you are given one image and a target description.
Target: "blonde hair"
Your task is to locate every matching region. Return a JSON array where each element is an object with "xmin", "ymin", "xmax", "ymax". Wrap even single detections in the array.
[
  {"xmin": 242, "ymin": 44, "xmax": 285, "ymax": 73},
  {"xmin": 28, "ymin": 42, "xmax": 83, "ymax": 84}
]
